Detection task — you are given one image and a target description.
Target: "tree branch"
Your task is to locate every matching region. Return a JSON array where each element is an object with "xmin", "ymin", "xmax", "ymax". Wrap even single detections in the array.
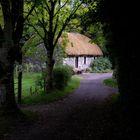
[
  {"xmin": 44, "ymin": 0, "xmax": 51, "ymax": 13},
  {"xmin": 26, "ymin": 21, "xmax": 44, "ymax": 40},
  {"xmin": 24, "ymin": 0, "xmax": 36, "ymax": 22},
  {"xmin": 53, "ymin": 0, "xmax": 69, "ymax": 17},
  {"xmin": 33, "ymin": 8, "xmax": 49, "ymax": 39},
  {"xmin": 1, "ymin": 0, "xmax": 11, "ymax": 23},
  {"xmin": 52, "ymin": 15, "xmax": 59, "ymax": 40},
  {"xmin": 54, "ymin": 2, "xmax": 82, "ymax": 47},
  {"xmin": 11, "ymin": 0, "xmax": 24, "ymax": 44}
]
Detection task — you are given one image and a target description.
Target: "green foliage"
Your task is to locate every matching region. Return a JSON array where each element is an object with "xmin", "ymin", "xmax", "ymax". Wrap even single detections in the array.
[
  {"xmin": 87, "ymin": 23, "xmax": 108, "ymax": 55},
  {"xmin": 26, "ymin": 0, "xmax": 83, "ymax": 42},
  {"xmin": 53, "ymin": 65, "xmax": 73, "ymax": 89},
  {"xmin": 70, "ymin": 1, "xmax": 108, "ymax": 57},
  {"xmin": 91, "ymin": 57, "xmax": 112, "ymax": 73},
  {"xmin": 54, "ymin": 45, "xmax": 65, "ymax": 66},
  {"xmin": 35, "ymin": 75, "xmax": 44, "ymax": 89}
]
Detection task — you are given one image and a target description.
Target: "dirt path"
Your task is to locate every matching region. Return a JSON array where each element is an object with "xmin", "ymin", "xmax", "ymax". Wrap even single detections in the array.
[{"xmin": 4, "ymin": 73, "xmax": 118, "ymax": 140}]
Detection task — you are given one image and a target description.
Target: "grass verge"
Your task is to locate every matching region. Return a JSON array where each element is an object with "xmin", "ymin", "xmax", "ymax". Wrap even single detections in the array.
[
  {"xmin": 103, "ymin": 78, "xmax": 118, "ymax": 88},
  {"xmin": 20, "ymin": 76, "xmax": 80, "ymax": 105},
  {"xmin": 14, "ymin": 72, "xmax": 41, "ymax": 96}
]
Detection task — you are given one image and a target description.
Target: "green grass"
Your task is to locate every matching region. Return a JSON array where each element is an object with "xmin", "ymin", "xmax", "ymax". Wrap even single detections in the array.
[
  {"xmin": 103, "ymin": 78, "xmax": 118, "ymax": 88},
  {"xmin": 15, "ymin": 73, "xmax": 80, "ymax": 105},
  {"xmin": 22, "ymin": 76, "xmax": 80, "ymax": 105},
  {"xmin": 15, "ymin": 72, "xmax": 41, "ymax": 96}
]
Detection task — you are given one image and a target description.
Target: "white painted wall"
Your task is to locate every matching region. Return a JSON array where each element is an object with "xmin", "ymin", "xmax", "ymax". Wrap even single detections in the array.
[
  {"xmin": 63, "ymin": 57, "xmax": 75, "ymax": 68},
  {"xmin": 63, "ymin": 56, "xmax": 95, "ymax": 70}
]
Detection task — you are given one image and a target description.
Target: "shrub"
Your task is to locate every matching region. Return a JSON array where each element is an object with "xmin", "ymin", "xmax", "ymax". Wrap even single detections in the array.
[
  {"xmin": 91, "ymin": 57, "xmax": 112, "ymax": 73},
  {"xmin": 53, "ymin": 65, "xmax": 73, "ymax": 89},
  {"xmin": 34, "ymin": 71, "xmax": 47, "ymax": 92}
]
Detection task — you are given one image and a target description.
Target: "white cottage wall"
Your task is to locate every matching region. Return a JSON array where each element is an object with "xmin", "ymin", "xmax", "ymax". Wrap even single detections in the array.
[
  {"xmin": 79, "ymin": 56, "xmax": 95, "ymax": 69},
  {"xmin": 63, "ymin": 56, "xmax": 95, "ymax": 70},
  {"xmin": 63, "ymin": 57, "xmax": 75, "ymax": 67},
  {"xmin": 78, "ymin": 56, "xmax": 84, "ymax": 69}
]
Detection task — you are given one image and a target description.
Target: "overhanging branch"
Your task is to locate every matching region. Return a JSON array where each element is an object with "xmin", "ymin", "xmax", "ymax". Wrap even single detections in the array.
[
  {"xmin": 44, "ymin": 0, "xmax": 51, "ymax": 13},
  {"xmin": 24, "ymin": 0, "xmax": 37, "ymax": 22},
  {"xmin": 54, "ymin": 2, "xmax": 83, "ymax": 47},
  {"xmin": 26, "ymin": 21, "xmax": 44, "ymax": 40},
  {"xmin": 53, "ymin": 0, "xmax": 69, "ymax": 17}
]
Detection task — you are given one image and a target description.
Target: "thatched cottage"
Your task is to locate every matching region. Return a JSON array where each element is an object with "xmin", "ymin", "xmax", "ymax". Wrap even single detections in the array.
[{"xmin": 62, "ymin": 32, "xmax": 103, "ymax": 70}]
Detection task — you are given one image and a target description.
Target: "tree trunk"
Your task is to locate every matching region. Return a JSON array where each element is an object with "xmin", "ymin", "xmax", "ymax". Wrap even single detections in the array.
[
  {"xmin": 17, "ymin": 53, "xmax": 23, "ymax": 103},
  {"xmin": 0, "ymin": 5, "xmax": 18, "ymax": 108},
  {"xmin": 46, "ymin": 51, "xmax": 55, "ymax": 92},
  {"xmin": 5, "ymin": 66, "xmax": 17, "ymax": 109},
  {"xmin": 17, "ymin": 70, "xmax": 22, "ymax": 103},
  {"xmin": 0, "ymin": 47, "xmax": 17, "ymax": 110},
  {"xmin": 117, "ymin": 46, "xmax": 139, "ymax": 110}
]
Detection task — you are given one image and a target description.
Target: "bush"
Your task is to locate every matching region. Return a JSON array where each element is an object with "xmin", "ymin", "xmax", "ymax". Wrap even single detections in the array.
[
  {"xmin": 53, "ymin": 65, "xmax": 73, "ymax": 89},
  {"xmin": 35, "ymin": 75, "xmax": 44, "ymax": 89},
  {"xmin": 91, "ymin": 57, "xmax": 112, "ymax": 73}
]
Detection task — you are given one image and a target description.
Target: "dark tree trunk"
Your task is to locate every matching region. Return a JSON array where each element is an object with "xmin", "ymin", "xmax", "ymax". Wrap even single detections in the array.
[
  {"xmin": 0, "ymin": 47, "xmax": 17, "ymax": 110},
  {"xmin": 0, "ymin": 0, "xmax": 23, "ymax": 110},
  {"xmin": 0, "ymin": 5, "xmax": 17, "ymax": 108},
  {"xmin": 17, "ymin": 71, "xmax": 22, "ymax": 103},
  {"xmin": 5, "ymin": 65, "xmax": 17, "ymax": 109},
  {"xmin": 17, "ymin": 54, "xmax": 23, "ymax": 103},
  {"xmin": 102, "ymin": 1, "xmax": 140, "ymax": 119},
  {"xmin": 117, "ymin": 41, "xmax": 139, "ymax": 111},
  {"xmin": 100, "ymin": 0, "xmax": 140, "ymax": 108},
  {"xmin": 46, "ymin": 51, "xmax": 55, "ymax": 92}
]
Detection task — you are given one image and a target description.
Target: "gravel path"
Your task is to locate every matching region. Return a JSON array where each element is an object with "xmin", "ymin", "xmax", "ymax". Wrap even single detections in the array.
[{"xmin": 5, "ymin": 73, "xmax": 118, "ymax": 140}]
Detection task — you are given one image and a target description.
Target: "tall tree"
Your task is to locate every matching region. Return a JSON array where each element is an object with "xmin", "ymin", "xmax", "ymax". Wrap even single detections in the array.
[
  {"xmin": 27, "ymin": 0, "xmax": 83, "ymax": 91},
  {"xmin": 0, "ymin": 0, "xmax": 23, "ymax": 109},
  {"xmin": 0, "ymin": 0, "xmax": 36, "ymax": 109}
]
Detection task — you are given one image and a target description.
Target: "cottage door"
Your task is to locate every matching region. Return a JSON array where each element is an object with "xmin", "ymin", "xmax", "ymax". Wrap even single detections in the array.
[{"xmin": 75, "ymin": 57, "xmax": 78, "ymax": 68}]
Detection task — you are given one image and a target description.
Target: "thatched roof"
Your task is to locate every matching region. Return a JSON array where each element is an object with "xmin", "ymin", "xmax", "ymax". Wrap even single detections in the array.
[{"xmin": 61, "ymin": 32, "xmax": 103, "ymax": 56}]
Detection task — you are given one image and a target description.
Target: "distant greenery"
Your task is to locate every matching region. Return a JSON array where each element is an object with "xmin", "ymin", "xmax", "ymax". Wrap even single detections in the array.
[
  {"xmin": 103, "ymin": 78, "xmax": 118, "ymax": 88},
  {"xmin": 14, "ymin": 73, "xmax": 80, "ymax": 105},
  {"xmin": 91, "ymin": 57, "xmax": 112, "ymax": 73}
]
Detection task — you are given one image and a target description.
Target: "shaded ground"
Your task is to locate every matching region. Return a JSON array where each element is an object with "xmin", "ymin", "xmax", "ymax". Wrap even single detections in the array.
[{"xmin": 2, "ymin": 73, "xmax": 125, "ymax": 140}]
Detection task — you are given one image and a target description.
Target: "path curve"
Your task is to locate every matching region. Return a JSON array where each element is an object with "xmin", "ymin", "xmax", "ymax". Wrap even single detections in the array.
[{"xmin": 6, "ymin": 73, "xmax": 118, "ymax": 140}]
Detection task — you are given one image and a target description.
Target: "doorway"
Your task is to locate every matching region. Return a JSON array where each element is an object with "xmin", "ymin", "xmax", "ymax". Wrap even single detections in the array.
[{"xmin": 75, "ymin": 57, "xmax": 78, "ymax": 68}]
